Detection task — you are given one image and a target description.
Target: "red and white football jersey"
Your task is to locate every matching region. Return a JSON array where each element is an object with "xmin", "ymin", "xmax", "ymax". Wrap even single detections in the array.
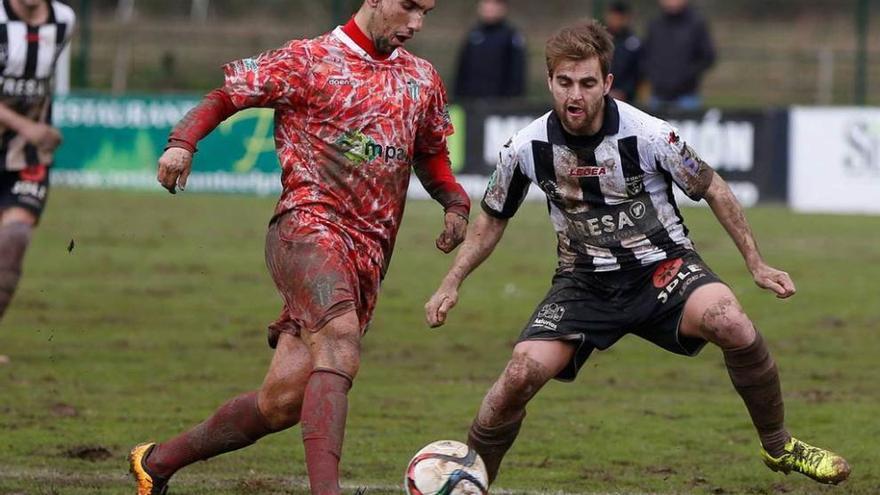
[{"xmin": 223, "ymin": 23, "xmax": 453, "ymax": 272}]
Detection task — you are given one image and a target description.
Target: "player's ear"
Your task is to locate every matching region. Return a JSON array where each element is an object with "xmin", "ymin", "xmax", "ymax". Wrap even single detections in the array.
[{"xmin": 604, "ymin": 73, "xmax": 614, "ymax": 96}]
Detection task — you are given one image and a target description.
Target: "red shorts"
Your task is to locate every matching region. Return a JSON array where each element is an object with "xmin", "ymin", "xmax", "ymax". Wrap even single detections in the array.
[{"xmin": 264, "ymin": 210, "xmax": 381, "ymax": 348}]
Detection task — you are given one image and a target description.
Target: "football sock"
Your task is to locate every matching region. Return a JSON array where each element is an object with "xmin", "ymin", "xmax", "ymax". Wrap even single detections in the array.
[
  {"xmin": 0, "ymin": 222, "xmax": 32, "ymax": 320},
  {"xmin": 301, "ymin": 368, "xmax": 353, "ymax": 495},
  {"xmin": 146, "ymin": 391, "xmax": 276, "ymax": 479},
  {"xmin": 723, "ymin": 331, "xmax": 790, "ymax": 457},
  {"xmin": 467, "ymin": 410, "xmax": 525, "ymax": 484}
]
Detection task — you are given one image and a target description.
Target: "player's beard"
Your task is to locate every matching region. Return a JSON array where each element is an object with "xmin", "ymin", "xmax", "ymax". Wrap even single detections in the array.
[
  {"xmin": 374, "ymin": 35, "xmax": 394, "ymax": 54},
  {"xmin": 367, "ymin": 8, "xmax": 399, "ymax": 55},
  {"xmin": 555, "ymin": 95, "xmax": 605, "ymax": 136}
]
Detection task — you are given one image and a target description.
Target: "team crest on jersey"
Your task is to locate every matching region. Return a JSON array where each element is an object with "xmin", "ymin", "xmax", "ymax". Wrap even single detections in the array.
[
  {"xmin": 625, "ymin": 173, "xmax": 645, "ymax": 195},
  {"xmin": 405, "ymin": 79, "xmax": 420, "ymax": 101}
]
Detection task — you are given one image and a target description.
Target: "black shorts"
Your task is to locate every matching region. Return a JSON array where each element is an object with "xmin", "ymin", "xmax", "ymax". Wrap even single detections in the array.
[
  {"xmin": 0, "ymin": 165, "xmax": 50, "ymax": 220},
  {"xmin": 518, "ymin": 251, "xmax": 723, "ymax": 381}
]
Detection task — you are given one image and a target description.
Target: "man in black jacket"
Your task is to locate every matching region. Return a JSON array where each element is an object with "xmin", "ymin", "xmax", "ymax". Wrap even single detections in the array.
[
  {"xmin": 643, "ymin": 0, "xmax": 715, "ymax": 111},
  {"xmin": 605, "ymin": 0, "xmax": 642, "ymax": 103},
  {"xmin": 454, "ymin": 0, "xmax": 527, "ymax": 100}
]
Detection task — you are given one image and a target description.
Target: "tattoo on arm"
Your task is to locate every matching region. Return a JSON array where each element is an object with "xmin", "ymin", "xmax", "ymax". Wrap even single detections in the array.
[{"xmin": 682, "ymin": 144, "xmax": 715, "ymax": 198}]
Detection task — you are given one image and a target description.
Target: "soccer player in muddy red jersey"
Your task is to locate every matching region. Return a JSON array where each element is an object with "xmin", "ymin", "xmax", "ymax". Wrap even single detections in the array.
[{"xmin": 128, "ymin": 1, "xmax": 470, "ymax": 494}]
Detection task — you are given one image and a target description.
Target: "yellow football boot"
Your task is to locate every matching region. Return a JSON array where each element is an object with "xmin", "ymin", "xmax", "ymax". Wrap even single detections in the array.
[
  {"xmin": 128, "ymin": 443, "xmax": 168, "ymax": 495},
  {"xmin": 762, "ymin": 437, "xmax": 851, "ymax": 485}
]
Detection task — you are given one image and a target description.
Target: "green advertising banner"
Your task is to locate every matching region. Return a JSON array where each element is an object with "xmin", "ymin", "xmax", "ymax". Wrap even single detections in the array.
[{"xmin": 52, "ymin": 94, "xmax": 467, "ymax": 195}]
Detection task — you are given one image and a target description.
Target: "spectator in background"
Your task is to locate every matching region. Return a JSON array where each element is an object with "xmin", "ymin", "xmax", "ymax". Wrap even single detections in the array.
[
  {"xmin": 643, "ymin": 0, "xmax": 715, "ymax": 111},
  {"xmin": 454, "ymin": 0, "xmax": 527, "ymax": 100},
  {"xmin": 605, "ymin": 0, "xmax": 642, "ymax": 103}
]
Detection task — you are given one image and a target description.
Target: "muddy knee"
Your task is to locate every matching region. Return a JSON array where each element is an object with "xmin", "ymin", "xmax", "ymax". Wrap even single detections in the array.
[
  {"xmin": 478, "ymin": 353, "xmax": 552, "ymax": 426},
  {"xmin": 700, "ymin": 297, "xmax": 755, "ymax": 348}
]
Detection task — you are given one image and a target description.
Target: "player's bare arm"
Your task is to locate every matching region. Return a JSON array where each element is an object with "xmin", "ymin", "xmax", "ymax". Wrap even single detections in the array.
[
  {"xmin": 425, "ymin": 212, "xmax": 508, "ymax": 327},
  {"xmin": 157, "ymin": 88, "xmax": 239, "ymax": 194},
  {"xmin": 0, "ymin": 103, "xmax": 62, "ymax": 152},
  {"xmin": 703, "ymin": 171, "xmax": 796, "ymax": 298}
]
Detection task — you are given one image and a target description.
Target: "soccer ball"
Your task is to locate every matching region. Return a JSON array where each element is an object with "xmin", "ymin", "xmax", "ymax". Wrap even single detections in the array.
[{"xmin": 404, "ymin": 440, "xmax": 489, "ymax": 495}]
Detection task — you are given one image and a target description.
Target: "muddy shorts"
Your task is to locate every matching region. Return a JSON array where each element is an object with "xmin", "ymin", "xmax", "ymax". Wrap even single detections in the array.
[
  {"xmin": 518, "ymin": 251, "xmax": 724, "ymax": 381},
  {"xmin": 264, "ymin": 210, "xmax": 381, "ymax": 348},
  {"xmin": 0, "ymin": 165, "xmax": 50, "ymax": 221}
]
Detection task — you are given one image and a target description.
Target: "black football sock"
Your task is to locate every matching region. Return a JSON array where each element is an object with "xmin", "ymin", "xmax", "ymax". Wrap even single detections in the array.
[
  {"xmin": 723, "ymin": 331, "xmax": 790, "ymax": 457},
  {"xmin": 466, "ymin": 411, "xmax": 525, "ymax": 484}
]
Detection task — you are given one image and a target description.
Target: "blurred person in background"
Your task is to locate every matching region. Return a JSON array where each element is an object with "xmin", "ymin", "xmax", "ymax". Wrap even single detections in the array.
[
  {"xmin": 605, "ymin": 0, "xmax": 642, "ymax": 103},
  {"xmin": 643, "ymin": 0, "xmax": 715, "ymax": 111},
  {"xmin": 127, "ymin": 0, "xmax": 471, "ymax": 494},
  {"xmin": 454, "ymin": 0, "xmax": 526, "ymax": 100},
  {"xmin": 0, "ymin": 0, "xmax": 75, "ymax": 363}
]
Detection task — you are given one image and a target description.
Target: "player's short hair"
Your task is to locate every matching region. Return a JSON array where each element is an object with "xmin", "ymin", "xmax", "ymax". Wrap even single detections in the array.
[{"xmin": 545, "ymin": 20, "xmax": 614, "ymax": 77}]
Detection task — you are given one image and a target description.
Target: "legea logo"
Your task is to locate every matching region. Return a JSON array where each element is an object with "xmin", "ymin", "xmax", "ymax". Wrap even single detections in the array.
[{"xmin": 335, "ymin": 130, "xmax": 409, "ymax": 166}]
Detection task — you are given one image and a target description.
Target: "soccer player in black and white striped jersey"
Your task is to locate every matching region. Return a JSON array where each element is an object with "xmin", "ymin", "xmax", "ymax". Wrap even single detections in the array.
[
  {"xmin": 426, "ymin": 20, "xmax": 851, "ymax": 487},
  {"xmin": 0, "ymin": 0, "xmax": 75, "ymax": 339}
]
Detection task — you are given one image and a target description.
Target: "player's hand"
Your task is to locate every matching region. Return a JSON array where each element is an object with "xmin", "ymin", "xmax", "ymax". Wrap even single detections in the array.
[
  {"xmin": 157, "ymin": 147, "xmax": 193, "ymax": 194},
  {"xmin": 425, "ymin": 284, "xmax": 459, "ymax": 328},
  {"xmin": 436, "ymin": 211, "xmax": 467, "ymax": 253},
  {"xmin": 21, "ymin": 122, "xmax": 62, "ymax": 151},
  {"xmin": 751, "ymin": 263, "xmax": 796, "ymax": 299}
]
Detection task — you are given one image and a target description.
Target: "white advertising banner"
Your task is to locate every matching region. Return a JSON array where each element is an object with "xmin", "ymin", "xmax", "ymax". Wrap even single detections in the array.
[{"xmin": 790, "ymin": 107, "xmax": 880, "ymax": 214}]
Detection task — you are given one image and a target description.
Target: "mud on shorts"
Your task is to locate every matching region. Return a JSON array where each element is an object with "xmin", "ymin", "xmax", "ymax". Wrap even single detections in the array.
[
  {"xmin": 264, "ymin": 210, "xmax": 382, "ymax": 348},
  {"xmin": 0, "ymin": 165, "xmax": 50, "ymax": 221},
  {"xmin": 518, "ymin": 251, "xmax": 724, "ymax": 381}
]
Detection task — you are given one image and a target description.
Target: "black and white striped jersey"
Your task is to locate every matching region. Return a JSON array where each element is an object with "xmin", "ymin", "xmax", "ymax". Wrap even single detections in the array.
[
  {"xmin": 0, "ymin": 0, "xmax": 75, "ymax": 171},
  {"xmin": 482, "ymin": 97, "xmax": 713, "ymax": 273}
]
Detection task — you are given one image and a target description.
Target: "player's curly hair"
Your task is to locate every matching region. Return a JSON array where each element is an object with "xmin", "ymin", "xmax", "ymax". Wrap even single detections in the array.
[{"xmin": 545, "ymin": 19, "xmax": 614, "ymax": 76}]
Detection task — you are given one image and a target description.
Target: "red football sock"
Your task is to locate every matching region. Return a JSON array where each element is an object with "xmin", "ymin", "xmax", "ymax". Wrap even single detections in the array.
[
  {"xmin": 146, "ymin": 391, "xmax": 276, "ymax": 479},
  {"xmin": 301, "ymin": 368, "xmax": 353, "ymax": 495}
]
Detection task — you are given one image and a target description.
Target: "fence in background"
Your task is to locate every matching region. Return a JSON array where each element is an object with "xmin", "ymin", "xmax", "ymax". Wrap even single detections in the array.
[{"xmin": 49, "ymin": 94, "xmax": 880, "ymax": 214}]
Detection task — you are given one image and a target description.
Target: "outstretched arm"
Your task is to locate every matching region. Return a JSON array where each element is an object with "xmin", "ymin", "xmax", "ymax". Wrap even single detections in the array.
[
  {"xmin": 157, "ymin": 88, "xmax": 239, "ymax": 194},
  {"xmin": 703, "ymin": 172, "xmax": 796, "ymax": 298},
  {"xmin": 425, "ymin": 211, "xmax": 509, "ymax": 327},
  {"xmin": 413, "ymin": 149, "xmax": 471, "ymax": 253}
]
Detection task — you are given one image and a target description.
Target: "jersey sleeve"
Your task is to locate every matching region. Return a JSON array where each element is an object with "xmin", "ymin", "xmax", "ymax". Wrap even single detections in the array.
[
  {"xmin": 481, "ymin": 138, "xmax": 531, "ymax": 219},
  {"xmin": 222, "ymin": 40, "xmax": 310, "ymax": 109},
  {"xmin": 414, "ymin": 68, "xmax": 454, "ymax": 156},
  {"xmin": 651, "ymin": 122, "xmax": 714, "ymax": 201}
]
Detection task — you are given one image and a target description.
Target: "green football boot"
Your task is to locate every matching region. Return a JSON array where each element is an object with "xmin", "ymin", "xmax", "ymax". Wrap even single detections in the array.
[{"xmin": 762, "ymin": 437, "xmax": 850, "ymax": 485}]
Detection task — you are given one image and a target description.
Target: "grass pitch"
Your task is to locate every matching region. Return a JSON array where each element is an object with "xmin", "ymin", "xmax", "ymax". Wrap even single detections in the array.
[{"xmin": 1, "ymin": 188, "xmax": 878, "ymax": 495}]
